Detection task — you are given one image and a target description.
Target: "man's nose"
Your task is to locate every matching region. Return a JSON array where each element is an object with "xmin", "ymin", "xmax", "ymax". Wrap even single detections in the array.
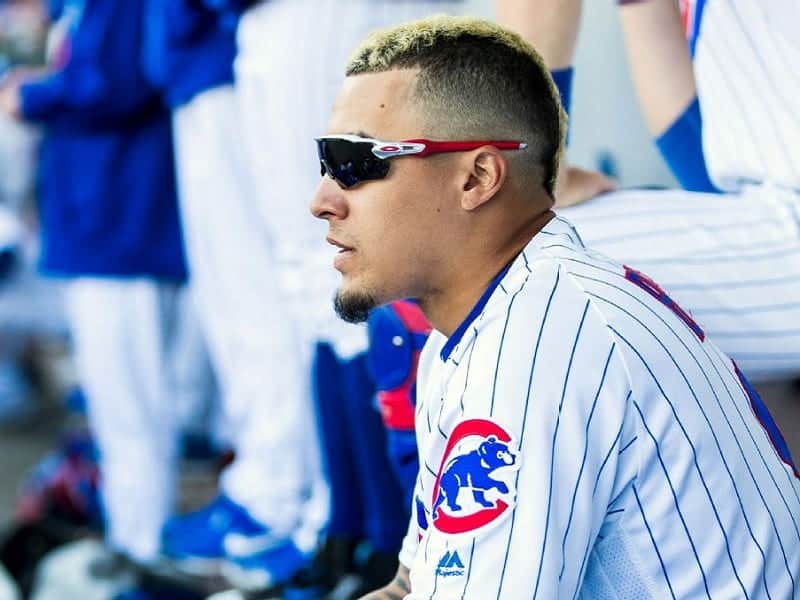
[{"xmin": 310, "ymin": 175, "xmax": 348, "ymax": 221}]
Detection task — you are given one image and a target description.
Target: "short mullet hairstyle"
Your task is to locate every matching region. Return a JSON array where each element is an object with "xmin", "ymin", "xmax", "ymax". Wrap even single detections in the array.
[{"xmin": 347, "ymin": 15, "xmax": 566, "ymax": 199}]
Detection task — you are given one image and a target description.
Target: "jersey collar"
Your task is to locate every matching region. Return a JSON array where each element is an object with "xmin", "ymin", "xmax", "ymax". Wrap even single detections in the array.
[
  {"xmin": 438, "ymin": 216, "xmax": 584, "ymax": 363},
  {"xmin": 440, "ymin": 262, "xmax": 512, "ymax": 362}
]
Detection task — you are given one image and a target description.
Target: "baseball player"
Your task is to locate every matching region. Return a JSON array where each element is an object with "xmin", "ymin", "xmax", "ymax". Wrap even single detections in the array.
[
  {"xmin": 0, "ymin": 0, "xmax": 188, "ymax": 566},
  {"xmin": 498, "ymin": 0, "xmax": 800, "ymax": 383},
  {"xmin": 233, "ymin": 0, "xmax": 476, "ymax": 386},
  {"xmin": 311, "ymin": 16, "xmax": 800, "ymax": 598},
  {"xmin": 139, "ymin": 1, "xmax": 331, "ymax": 588},
  {"xmin": 205, "ymin": 0, "xmax": 475, "ymax": 590}
]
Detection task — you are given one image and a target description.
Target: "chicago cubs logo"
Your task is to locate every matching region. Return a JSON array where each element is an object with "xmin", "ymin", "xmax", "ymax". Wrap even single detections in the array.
[{"xmin": 431, "ymin": 419, "xmax": 520, "ymax": 535}]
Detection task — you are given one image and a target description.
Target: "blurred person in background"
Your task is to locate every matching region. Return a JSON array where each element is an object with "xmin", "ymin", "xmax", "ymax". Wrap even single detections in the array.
[
  {"xmin": 200, "ymin": 0, "xmax": 478, "ymax": 595},
  {"xmin": 0, "ymin": 0, "xmax": 64, "ymax": 426},
  {"xmin": 140, "ymin": 0, "xmax": 332, "ymax": 592},
  {"xmin": 0, "ymin": 0, "xmax": 189, "ymax": 572},
  {"xmin": 498, "ymin": 0, "xmax": 800, "ymax": 383}
]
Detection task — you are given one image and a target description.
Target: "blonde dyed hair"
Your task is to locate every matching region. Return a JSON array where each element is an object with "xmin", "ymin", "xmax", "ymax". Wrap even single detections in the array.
[{"xmin": 346, "ymin": 16, "xmax": 566, "ymax": 198}]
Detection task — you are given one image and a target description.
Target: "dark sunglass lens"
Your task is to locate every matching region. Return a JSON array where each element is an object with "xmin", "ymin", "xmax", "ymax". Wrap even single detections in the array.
[{"xmin": 319, "ymin": 139, "xmax": 390, "ymax": 188}]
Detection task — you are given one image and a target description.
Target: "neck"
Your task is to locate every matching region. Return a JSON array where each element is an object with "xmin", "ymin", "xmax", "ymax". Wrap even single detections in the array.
[{"xmin": 419, "ymin": 207, "xmax": 555, "ymax": 337}]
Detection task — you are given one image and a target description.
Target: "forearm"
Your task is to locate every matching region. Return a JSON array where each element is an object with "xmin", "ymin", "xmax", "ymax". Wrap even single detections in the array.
[
  {"xmin": 359, "ymin": 565, "xmax": 411, "ymax": 600},
  {"xmin": 618, "ymin": 0, "xmax": 697, "ymax": 136},
  {"xmin": 496, "ymin": 0, "xmax": 582, "ymax": 69}
]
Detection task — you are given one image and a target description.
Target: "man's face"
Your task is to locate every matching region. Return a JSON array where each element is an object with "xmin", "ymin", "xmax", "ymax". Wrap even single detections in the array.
[{"xmin": 311, "ymin": 69, "xmax": 461, "ymax": 322}]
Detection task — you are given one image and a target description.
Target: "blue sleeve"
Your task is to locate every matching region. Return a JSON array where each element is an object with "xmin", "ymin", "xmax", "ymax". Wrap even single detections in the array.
[
  {"xmin": 655, "ymin": 97, "xmax": 720, "ymax": 193},
  {"xmin": 200, "ymin": 0, "xmax": 258, "ymax": 12},
  {"xmin": 168, "ymin": 0, "xmax": 217, "ymax": 42},
  {"xmin": 550, "ymin": 67, "xmax": 573, "ymax": 145},
  {"xmin": 48, "ymin": 0, "xmax": 65, "ymax": 20},
  {"xmin": 20, "ymin": 0, "xmax": 161, "ymax": 126},
  {"xmin": 199, "ymin": 0, "xmax": 256, "ymax": 31}
]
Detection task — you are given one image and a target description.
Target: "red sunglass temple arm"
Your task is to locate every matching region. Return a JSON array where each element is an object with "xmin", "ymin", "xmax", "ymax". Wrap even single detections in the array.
[{"xmin": 402, "ymin": 139, "xmax": 528, "ymax": 157}]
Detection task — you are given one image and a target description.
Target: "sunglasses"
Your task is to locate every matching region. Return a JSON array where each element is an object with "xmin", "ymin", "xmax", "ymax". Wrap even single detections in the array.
[{"xmin": 315, "ymin": 134, "xmax": 528, "ymax": 189}]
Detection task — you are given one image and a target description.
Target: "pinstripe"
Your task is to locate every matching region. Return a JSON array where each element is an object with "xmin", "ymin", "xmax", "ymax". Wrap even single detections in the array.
[
  {"xmin": 608, "ymin": 314, "xmax": 752, "ymax": 597},
  {"xmin": 593, "ymin": 416, "xmax": 626, "ymax": 497},
  {"xmin": 748, "ymin": 0, "xmax": 800, "ymax": 90},
  {"xmin": 666, "ymin": 274, "xmax": 800, "ymax": 291},
  {"xmin": 495, "ymin": 271, "xmax": 560, "ymax": 599},
  {"xmin": 576, "ymin": 270, "xmax": 800, "ymax": 552},
  {"xmin": 631, "ymin": 400, "xmax": 712, "ymax": 599},
  {"xmin": 572, "ymin": 410, "xmax": 628, "ymax": 599},
  {"xmin": 546, "ymin": 252, "xmax": 800, "ymax": 376},
  {"xmin": 532, "ymin": 299, "xmax": 591, "ymax": 599},
  {"xmin": 633, "ymin": 484, "xmax": 677, "ymax": 599},
  {"xmin": 405, "ymin": 218, "xmax": 800, "ymax": 597},
  {"xmin": 558, "ymin": 345, "xmax": 616, "ymax": 580},
  {"xmin": 489, "ymin": 276, "xmax": 529, "ymax": 415},
  {"xmin": 606, "ymin": 481, "xmax": 632, "ymax": 512},
  {"xmin": 458, "ymin": 329, "xmax": 478, "ymax": 414},
  {"xmin": 426, "ymin": 401, "xmax": 432, "ymax": 433},
  {"xmin": 586, "ymin": 288, "xmax": 776, "ymax": 595},
  {"xmin": 460, "ymin": 538, "xmax": 476, "ymax": 600},
  {"xmin": 588, "ymin": 216, "xmax": 786, "ymax": 246},
  {"xmin": 569, "ymin": 204, "xmax": 734, "ymax": 224},
  {"xmin": 691, "ymin": 300, "xmax": 800, "ymax": 315},
  {"xmin": 436, "ymin": 399, "xmax": 447, "ymax": 440},
  {"xmin": 698, "ymin": 27, "xmax": 769, "ymax": 176},
  {"xmin": 428, "ymin": 540, "xmax": 445, "ymax": 600},
  {"xmin": 725, "ymin": 2, "xmax": 800, "ymax": 174},
  {"xmin": 619, "ymin": 437, "xmax": 637, "ymax": 454},
  {"xmin": 633, "ymin": 244, "xmax": 800, "ymax": 265}
]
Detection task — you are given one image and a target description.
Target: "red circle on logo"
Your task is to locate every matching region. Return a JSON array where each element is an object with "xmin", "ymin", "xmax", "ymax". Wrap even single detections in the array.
[
  {"xmin": 379, "ymin": 145, "xmax": 400, "ymax": 152},
  {"xmin": 431, "ymin": 419, "xmax": 514, "ymax": 535}
]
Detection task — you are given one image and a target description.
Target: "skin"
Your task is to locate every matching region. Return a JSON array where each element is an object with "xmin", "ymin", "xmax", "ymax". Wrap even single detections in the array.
[
  {"xmin": 497, "ymin": 0, "xmax": 615, "ymax": 207},
  {"xmin": 618, "ymin": 0, "xmax": 697, "ymax": 136},
  {"xmin": 0, "ymin": 67, "xmax": 49, "ymax": 120},
  {"xmin": 358, "ymin": 565, "xmax": 412, "ymax": 600},
  {"xmin": 0, "ymin": 74, "xmax": 23, "ymax": 120},
  {"xmin": 497, "ymin": 0, "xmax": 697, "ymax": 206},
  {"xmin": 310, "ymin": 67, "xmax": 555, "ymax": 339}
]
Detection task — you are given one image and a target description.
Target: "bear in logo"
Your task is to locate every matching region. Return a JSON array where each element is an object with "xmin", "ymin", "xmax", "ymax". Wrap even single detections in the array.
[{"xmin": 433, "ymin": 436, "xmax": 517, "ymax": 515}]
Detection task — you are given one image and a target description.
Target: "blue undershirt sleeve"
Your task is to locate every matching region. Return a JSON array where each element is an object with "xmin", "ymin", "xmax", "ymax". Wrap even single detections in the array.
[{"xmin": 654, "ymin": 97, "xmax": 720, "ymax": 193}]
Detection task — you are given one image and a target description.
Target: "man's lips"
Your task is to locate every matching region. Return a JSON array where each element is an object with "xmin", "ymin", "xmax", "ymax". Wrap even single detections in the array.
[
  {"xmin": 328, "ymin": 236, "xmax": 356, "ymax": 271},
  {"xmin": 326, "ymin": 237, "xmax": 354, "ymax": 253}
]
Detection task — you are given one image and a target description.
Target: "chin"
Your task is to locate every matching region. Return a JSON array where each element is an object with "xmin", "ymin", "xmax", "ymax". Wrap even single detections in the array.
[{"xmin": 333, "ymin": 287, "xmax": 380, "ymax": 324}]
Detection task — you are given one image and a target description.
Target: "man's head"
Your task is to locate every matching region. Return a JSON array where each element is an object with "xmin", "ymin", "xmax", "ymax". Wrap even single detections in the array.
[{"xmin": 311, "ymin": 16, "xmax": 564, "ymax": 323}]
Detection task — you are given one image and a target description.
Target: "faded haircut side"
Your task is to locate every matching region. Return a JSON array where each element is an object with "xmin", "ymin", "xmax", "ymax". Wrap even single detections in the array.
[{"xmin": 346, "ymin": 16, "xmax": 565, "ymax": 198}]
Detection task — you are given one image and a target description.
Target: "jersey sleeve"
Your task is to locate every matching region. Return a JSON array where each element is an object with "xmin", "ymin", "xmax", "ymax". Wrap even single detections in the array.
[
  {"xmin": 412, "ymin": 266, "xmax": 635, "ymax": 599},
  {"xmin": 399, "ymin": 485, "xmax": 423, "ymax": 570},
  {"xmin": 21, "ymin": 0, "xmax": 160, "ymax": 125}
]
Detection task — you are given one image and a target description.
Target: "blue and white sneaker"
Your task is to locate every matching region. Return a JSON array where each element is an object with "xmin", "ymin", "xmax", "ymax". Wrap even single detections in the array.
[
  {"xmin": 221, "ymin": 539, "xmax": 310, "ymax": 593},
  {"xmin": 161, "ymin": 494, "xmax": 272, "ymax": 576}
]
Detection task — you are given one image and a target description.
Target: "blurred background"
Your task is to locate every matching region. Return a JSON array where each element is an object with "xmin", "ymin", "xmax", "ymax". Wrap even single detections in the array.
[{"xmin": 0, "ymin": 1, "xmax": 796, "ymax": 599}]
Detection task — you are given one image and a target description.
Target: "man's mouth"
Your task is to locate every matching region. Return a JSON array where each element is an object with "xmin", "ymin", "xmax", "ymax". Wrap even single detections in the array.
[
  {"xmin": 328, "ymin": 237, "xmax": 356, "ymax": 271},
  {"xmin": 327, "ymin": 237, "xmax": 354, "ymax": 253}
]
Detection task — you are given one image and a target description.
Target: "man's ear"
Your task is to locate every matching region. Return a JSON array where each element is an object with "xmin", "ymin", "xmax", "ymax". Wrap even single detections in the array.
[{"xmin": 461, "ymin": 147, "xmax": 508, "ymax": 211}]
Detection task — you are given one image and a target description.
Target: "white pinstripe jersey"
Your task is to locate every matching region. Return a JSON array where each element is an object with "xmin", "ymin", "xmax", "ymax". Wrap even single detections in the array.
[
  {"xmin": 398, "ymin": 216, "xmax": 800, "ymax": 599},
  {"xmin": 686, "ymin": 0, "xmax": 800, "ymax": 192}
]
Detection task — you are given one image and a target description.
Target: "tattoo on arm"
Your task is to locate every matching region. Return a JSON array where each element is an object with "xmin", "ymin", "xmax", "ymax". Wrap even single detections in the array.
[{"xmin": 362, "ymin": 566, "xmax": 411, "ymax": 600}]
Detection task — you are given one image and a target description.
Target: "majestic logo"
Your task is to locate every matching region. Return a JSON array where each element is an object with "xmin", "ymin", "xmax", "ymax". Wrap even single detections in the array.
[
  {"xmin": 436, "ymin": 551, "xmax": 465, "ymax": 578},
  {"xmin": 431, "ymin": 419, "xmax": 520, "ymax": 535}
]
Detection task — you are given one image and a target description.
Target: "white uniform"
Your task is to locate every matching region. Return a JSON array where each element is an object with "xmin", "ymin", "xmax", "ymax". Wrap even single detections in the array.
[
  {"xmin": 233, "ymin": 0, "xmax": 471, "ymax": 548},
  {"xmin": 172, "ymin": 84, "xmax": 326, "ymax": 548},
  {"xmin": 235, "ymin": 0, "xmax": 471, "ymax": 358},
  {"xmin": 400, "ymin": 217, "xmax": 800, "ymax": 598},
  {"xmin": 562, "ymin": 0, "xmax": 800, "ymax": 382}
]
